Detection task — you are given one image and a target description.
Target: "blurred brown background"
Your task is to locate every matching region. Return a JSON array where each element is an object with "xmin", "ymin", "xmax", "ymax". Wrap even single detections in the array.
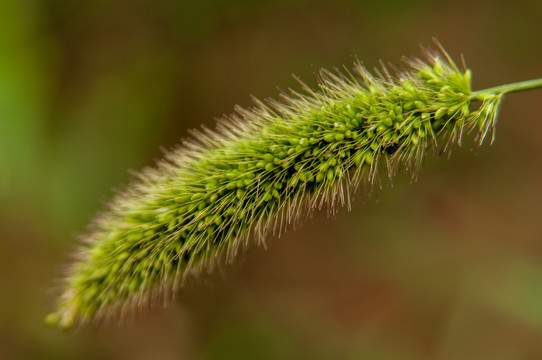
[{"xmin": 1, "ymin": 0, "xmax": 542, "ymax": 359}]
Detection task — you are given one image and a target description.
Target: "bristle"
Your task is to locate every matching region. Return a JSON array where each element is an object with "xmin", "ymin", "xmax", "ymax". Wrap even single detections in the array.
[{"xmin": 48, "ymin": 46, "xmax": 503, "ymax": 329}]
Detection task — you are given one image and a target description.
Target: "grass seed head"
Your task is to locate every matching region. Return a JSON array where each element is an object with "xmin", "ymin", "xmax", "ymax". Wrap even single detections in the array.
[{"xmin": 48, "ymin": 45, "xmax": 505, "ymax": 329}]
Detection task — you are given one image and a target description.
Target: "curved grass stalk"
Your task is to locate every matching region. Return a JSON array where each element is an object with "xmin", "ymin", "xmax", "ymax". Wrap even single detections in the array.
[{"xmin": 46, "ymin": 45, "xmax": 542, "ymax": 329}]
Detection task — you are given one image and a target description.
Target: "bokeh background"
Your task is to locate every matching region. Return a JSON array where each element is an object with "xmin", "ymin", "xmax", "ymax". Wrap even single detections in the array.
[{"xmin": 1, "ymin": 0, "xmax": 542, "ymax": 359}]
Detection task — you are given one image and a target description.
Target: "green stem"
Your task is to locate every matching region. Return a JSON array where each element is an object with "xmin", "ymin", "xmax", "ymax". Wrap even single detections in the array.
[{"xmin": 471, "ymin": 78, "xmax": 542, "ymax": 98}]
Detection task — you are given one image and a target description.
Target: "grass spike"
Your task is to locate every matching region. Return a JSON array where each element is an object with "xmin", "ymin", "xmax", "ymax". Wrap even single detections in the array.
[{"xmin": 46, "ymin": 43, "xmax": 542, "ymax": 329}]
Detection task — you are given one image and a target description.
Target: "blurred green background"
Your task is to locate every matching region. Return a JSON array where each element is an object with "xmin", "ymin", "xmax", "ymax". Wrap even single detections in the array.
[{"xmin": 1, "ymin": 0, "xmax": 542, "ymax": 359}]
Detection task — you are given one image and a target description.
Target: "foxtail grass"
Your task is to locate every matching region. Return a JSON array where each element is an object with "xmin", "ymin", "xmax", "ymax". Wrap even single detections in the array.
[{"xmin": 46, "ymin": 43, "xmax": 542, "ymax": 329}]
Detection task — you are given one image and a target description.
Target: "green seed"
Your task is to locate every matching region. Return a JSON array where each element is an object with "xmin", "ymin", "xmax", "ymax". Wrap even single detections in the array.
[
  {"xmin": 327, "ymin": 169, "xmax": 334, "ymax": 182},
  {"xmin": 435, "ymin": 107, "xmax": 447, "ymax": 120}
]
